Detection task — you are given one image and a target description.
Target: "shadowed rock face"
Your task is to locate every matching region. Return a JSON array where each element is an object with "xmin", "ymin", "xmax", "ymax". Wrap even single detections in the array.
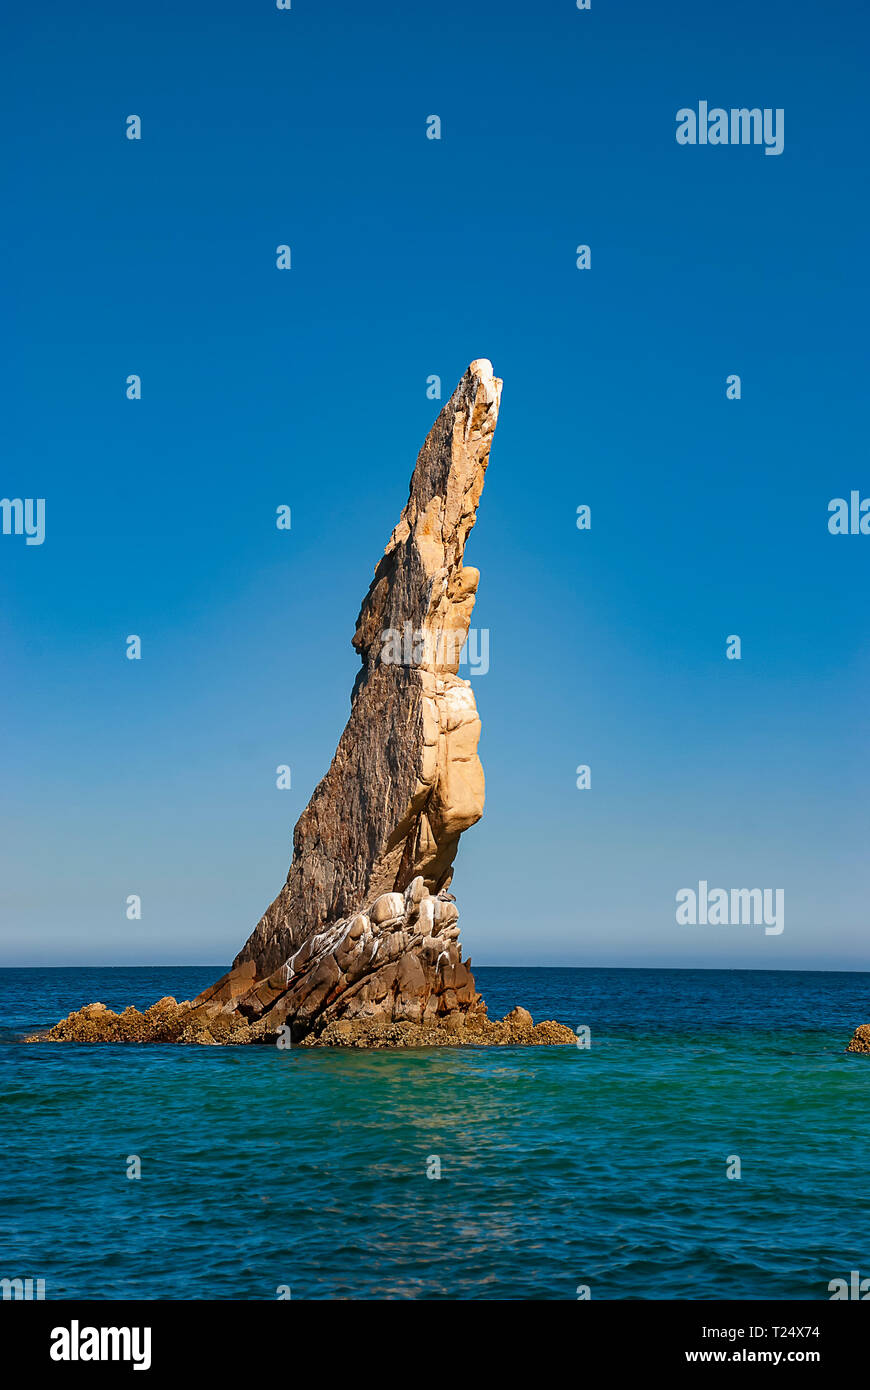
[{"xmin": 34, "ymin": 362, "xmax": 575, "ymax": 1048}]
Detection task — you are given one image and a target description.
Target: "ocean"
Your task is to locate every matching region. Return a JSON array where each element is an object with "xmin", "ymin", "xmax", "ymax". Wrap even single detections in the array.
[{"xmin": 1, "ymin": 965, "xmax": 868, "ymax": 1301}]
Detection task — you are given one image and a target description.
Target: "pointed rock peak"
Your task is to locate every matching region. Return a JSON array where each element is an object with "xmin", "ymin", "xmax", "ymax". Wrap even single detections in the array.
[{"xmin": 353, "ymin": 360, "xmax": 502, "ymax": 670}]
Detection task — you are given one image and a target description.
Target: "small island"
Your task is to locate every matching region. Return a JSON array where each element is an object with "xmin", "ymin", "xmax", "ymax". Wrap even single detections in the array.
[{"xmin": 33, "ymin": 361, "xmax": 574, "ymax": 1049}]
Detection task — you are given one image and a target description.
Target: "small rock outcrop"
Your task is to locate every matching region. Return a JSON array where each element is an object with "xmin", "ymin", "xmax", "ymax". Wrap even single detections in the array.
[
  {"xmin": 34, "ymin": 361, "xmax": 574, "ymax": 1048},
  {"xmin": 846, "ymin": 1025, "xmax": 870, "ymax": 1054}
]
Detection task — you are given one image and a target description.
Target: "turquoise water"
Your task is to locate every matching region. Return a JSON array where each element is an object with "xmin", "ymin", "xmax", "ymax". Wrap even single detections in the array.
[{"xmin": 2, "ymin": 966, "xmax": 869, "ymax": 1300}]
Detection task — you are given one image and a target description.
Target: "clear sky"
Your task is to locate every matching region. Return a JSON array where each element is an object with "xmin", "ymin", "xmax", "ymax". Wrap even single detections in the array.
[{"xmin": 3, "ymin": 0, "xmax": 868, "ymax": 969}]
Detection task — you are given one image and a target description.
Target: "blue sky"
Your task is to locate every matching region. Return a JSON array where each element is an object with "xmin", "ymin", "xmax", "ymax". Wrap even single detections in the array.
[{"xmin": 3, "ymin": 0, "xmax": 868, "ymax": 969}]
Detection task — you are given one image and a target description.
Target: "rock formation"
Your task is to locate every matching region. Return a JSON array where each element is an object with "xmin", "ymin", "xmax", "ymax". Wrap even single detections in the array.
[
  {"xmin": 846, "ymin": 1025, "xmax": 870, "ymax": 1054},
  {"xmin": 35, "ymin": 361, "xmax": 574, "ymax": 1048}
]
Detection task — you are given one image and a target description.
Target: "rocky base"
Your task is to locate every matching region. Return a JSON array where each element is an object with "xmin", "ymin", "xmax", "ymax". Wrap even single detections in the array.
[
  {"xmin": 308, "ymin": 1010, "xmax": 576, "ymax": 1049},
  {"xmin": 30, "ymin": 1000, "xmax": 575, "ymax": 1048},
  {"xmin": 846, "ymin": 1025, "xmax": 870, "ymax": 1053},
  {"xmin": 30, "ymin": 877, "xmax": 575, "ymax": 1049},
  {"xmin": 30, "ymin": 997, "xmax": 199, "ymax": 1045}
]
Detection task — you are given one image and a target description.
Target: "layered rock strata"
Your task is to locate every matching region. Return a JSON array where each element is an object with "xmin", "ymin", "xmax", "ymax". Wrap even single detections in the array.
[{"xmin": 34, "ymin": 361, "xmax": 574, "ymax": 1048}]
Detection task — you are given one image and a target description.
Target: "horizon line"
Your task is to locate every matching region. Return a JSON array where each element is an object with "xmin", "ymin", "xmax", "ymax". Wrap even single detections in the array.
[{"xmin": 1, "ymin": 962, "xmax": 869, "ymax": 976}]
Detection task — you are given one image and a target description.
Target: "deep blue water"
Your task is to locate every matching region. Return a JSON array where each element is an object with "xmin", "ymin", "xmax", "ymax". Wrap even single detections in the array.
[{"xmin": 2, "ymin": 965, "xmax": 869, "ymax": 1300}]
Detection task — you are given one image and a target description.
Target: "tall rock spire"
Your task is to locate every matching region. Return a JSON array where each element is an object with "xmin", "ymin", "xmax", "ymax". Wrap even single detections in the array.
[
  {"xmin": 38, "ymin": 362, "xmax": 575, "ymax": 1047},
  {"xmin": 236, "ymin": 358, "xmax": 500, "ymax": 980}
]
